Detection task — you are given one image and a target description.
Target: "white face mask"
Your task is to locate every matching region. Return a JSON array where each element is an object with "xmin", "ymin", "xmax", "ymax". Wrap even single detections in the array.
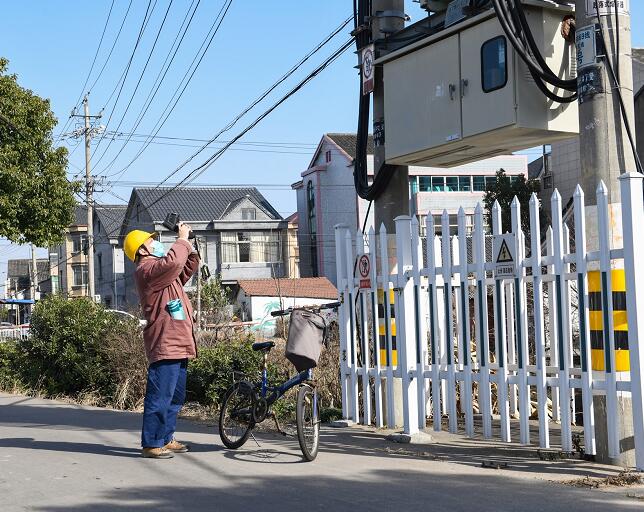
[{"xmin": 149, "ymin": 240, "xmax": 166, "ymax": 258}]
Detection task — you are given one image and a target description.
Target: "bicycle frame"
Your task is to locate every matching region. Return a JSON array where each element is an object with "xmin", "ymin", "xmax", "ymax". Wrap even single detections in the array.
[{"xmin": 260, "ymin": 352, "xmax": 313, "ymax": 406}]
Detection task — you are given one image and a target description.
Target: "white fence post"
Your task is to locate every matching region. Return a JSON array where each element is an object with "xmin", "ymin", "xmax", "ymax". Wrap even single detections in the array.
[
  {"xmin": 356, "ymin": 231, "xmax": 371, "ymax": 425},
  {"xmin": 458, "ymin": 207, "xmax": 474, "ymax": 437},
  {"xmin": 344, "ymin": 230, "xmax": 360, "ymax": 423},
  {"xmin": 395, "ymin": 215, "xmax": 419, "ymax": 435},
  {"xmin": 492, "ymin": 201, "xmax": 511, "ymax": 442},
  {"xmin": 335, "ymin": 224, "xmax": 350, "ymax": 421},
  {"xmin": 596, "ymin": 181, "xmax": 619, "ymax": 458},
  {"xmin": 411, "ymin": 216, "xmax": 428, "ymax": 430},
  {"xmin": 511, "ymin": 197, "xmax": 530, "ymax": 445},
  {"xmin": 379, "ymin": 223, "xmax": 395, "ymax": 427},
  {"xmin": 529, "ymin": 193, "xmax": 549, "ymax": 448},
  {"xmin": 441, "ymin": 211, "xmax": 458, "ymax": 434},
  {"xmin": 619, "ymin": 172, "xmax": 644, "ymax": 470},
  {"xmin": 427, "ymin": 217, "xmax": 443, "ymax": 431},
  {"xmin": 551, "ymin": 190, "xmax": 573, "ymax": 452},
  {"xmin": 369, "ymin": 226, "xmax": 384, "ymax": 428},
  {"xmin": 474, "ymin": 203, "xmax": 492, "ymax": 438},
  {"xmin": 573, "ymin": 185, "xmax": 596, "ymax": 455}
]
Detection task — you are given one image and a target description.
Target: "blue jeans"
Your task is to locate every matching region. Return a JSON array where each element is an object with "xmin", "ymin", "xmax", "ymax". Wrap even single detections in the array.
[{"xmin": 141, "ymin": 359, "xmax": 188, "ymax": 448}]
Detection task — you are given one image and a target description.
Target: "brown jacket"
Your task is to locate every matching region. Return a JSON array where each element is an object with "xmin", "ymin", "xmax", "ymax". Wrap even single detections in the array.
[{"xmin": 135, "ymin": 238, "xmax": 199, "ymax": 364}]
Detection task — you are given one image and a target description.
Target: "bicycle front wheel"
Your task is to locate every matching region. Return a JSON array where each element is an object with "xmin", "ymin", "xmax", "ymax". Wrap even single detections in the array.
[
  {"xmin": 296, "ymin": 384, "xmax": 320, "ymax": 461},
  {"xmin": 219, "ymin": 382, "xmax": 254, "ymax": 449}
]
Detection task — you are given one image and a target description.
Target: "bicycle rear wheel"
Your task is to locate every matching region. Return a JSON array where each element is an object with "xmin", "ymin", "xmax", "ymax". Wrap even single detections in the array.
[
  {"xmin": 296, "ymin": 384, "xmax": 320, "ymax": 461},
  {"xmin": 219, "ymin": 382, "xmax": 254, "ymax": 449}
]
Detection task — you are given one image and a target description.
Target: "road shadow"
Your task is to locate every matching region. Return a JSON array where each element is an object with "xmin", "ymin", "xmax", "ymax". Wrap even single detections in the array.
[{"xmin": 28, "ymin": 469, "xmax": 641, "ymax": 512}]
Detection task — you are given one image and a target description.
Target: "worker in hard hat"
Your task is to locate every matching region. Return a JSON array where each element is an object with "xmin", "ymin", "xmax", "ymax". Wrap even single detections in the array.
[{"xmin": 123, "ymin": 223, "xmax": 199, "ymax": 459}]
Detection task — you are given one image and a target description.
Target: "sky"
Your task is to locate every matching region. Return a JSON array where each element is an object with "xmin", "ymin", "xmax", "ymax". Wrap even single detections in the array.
[{"xmin": 1, "ymin": 1, "xmax": 644, "ymax": 294}]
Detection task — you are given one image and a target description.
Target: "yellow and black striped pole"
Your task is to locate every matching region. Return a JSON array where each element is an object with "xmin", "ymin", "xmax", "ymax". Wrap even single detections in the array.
[
  {"xmin": 377, "ymin": 286, "xmax": 397, "ymax": 366},
  {"xmin": 588, "ymin": 270, "xmax": 630, "ymax": 372}
]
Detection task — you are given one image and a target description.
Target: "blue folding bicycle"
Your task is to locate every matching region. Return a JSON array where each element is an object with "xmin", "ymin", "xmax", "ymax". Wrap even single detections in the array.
[{"xmin": 218, "ymin": 301, "xmax": 340, "ymax": 461}]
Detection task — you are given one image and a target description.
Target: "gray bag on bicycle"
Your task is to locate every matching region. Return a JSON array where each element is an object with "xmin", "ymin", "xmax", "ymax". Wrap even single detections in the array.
[{"xmin": 285, "ymin": 309, "xmax": 327, "ymax": 372}]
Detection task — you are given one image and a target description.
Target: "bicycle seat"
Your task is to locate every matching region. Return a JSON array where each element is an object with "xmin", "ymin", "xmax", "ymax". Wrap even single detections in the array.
[{"xmin": 252, "ymin": 341, "xmax": 275, "ymax": 352}]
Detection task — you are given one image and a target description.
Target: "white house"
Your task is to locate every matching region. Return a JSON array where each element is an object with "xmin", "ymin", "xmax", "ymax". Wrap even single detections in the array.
[
  {"xmin": 234, "ymin": 277, "xmax": 338, "ymax": 337},
  {"xmin": 292, "ymin": 133, "xmax": 527, "ymax": 285}
]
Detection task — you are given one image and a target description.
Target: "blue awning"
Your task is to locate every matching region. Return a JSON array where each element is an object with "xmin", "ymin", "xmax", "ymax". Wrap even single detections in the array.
[{"xmin": 0, "ymin": 299, "xmax": 35, "ymax": 305}]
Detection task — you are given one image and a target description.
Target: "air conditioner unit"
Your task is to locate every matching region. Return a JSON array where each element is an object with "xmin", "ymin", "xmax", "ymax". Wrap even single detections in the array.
[{"xmin": 381, "ymin": 0, "xmax": 578, "ymax": 168}]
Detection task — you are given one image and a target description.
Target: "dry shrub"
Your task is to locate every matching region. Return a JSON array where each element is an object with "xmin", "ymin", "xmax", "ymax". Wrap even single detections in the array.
[{"xmin": 102, "ymin": 318, "xmax": 148, "ymax": 410}]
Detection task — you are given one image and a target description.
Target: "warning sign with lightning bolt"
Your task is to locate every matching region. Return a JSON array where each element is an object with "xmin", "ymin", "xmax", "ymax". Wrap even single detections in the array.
[{"xmin": 493, "ymin": 234, "xmax": 517, "ymax": 279}]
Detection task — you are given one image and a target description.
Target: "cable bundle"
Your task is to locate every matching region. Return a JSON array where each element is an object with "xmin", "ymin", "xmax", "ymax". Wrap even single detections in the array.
[{"xmin": 491, "ymin": 0, "xmax": 577, "ymax": 103}]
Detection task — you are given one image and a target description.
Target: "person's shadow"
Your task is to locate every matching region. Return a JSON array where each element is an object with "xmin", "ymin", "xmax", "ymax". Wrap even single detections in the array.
[{"xmin": 0, "ymin": 438, "xmax": 222, "ymax": 458}]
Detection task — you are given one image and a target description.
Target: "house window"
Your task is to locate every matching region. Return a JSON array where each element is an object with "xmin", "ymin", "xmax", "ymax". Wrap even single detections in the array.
[
  {"xmin": 458, "ymin": 176, "xmax": 471, "ymax": 192},
  {"xmin": 445, "ymin": 177, "xmax": 458, "ymax": 192},
  {"xmin": 221, "ymin": 232, "xmax": 282, "ymax": 263},
  {"xmin": 485, "ymin": 176, "xmax": 497, "ymax": 189},
  {"xmin": 432, "ymin": 176, "xmax": 445, "ymax": 192},
  {"xmin": 97, "ymin": 253, "xmax": 103, "ymax": 280},
  {"xmin": 432, "ymin": 214, "xmax": 474, "ymax": 237},
  {"xmin": 72, "ymin": 234, "xmax": 87, "ymax": 254},
  {"xmin": 473, "ymin": 176, "xmax": 486, "ymax": 192},
  {"xmin": 72, "ymin": 264, "xmax": 88, "ymax": 287},
  {"xmin": 307, "ymin": 181, "xmax": 318, "ymax": 276},
  {"xmin": 419, "ymin": 177, "xmax": 431, "ymax": 192},
  {"xmin": 481, "ymin": 36, "xmax": 507, "ymax": 93},
  {"xmin": 325, "ymin": 150, "xmax": 332, "ymax": 163},
  {"xmin": 242, "ymin": 208, "xmax": 256, "ymax": 220}
]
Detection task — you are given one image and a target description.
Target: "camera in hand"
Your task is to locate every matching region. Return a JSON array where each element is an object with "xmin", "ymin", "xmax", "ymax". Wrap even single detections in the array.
[{"xmin": 163, "ymin": 212, "xmax": 195, "ymax": 239}]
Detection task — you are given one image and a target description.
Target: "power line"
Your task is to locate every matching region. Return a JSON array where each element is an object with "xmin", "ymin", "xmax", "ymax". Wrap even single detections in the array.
[
  {"xmin": 92, "ymin": 0, "xmax": 201, "ymax": 175},
  {"xmin": 153, "ymin": 14, "xmax": 353, "ymax": 188},
  {"xmin": 103, "ymin": 0, "xmax": 234, "ymax": 179},
  {"xmin": 90, "ymin": 0, "xmax": 155, "ymax": 160},
  {"xmin": 90, "ymin": 0, "xmax": 176, "ymax": 171}
]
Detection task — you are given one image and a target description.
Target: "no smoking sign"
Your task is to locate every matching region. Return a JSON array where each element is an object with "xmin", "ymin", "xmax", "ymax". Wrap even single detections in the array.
[{"xmin": 358, "ymin": 254, "xmax": 372, "ymax": 289}]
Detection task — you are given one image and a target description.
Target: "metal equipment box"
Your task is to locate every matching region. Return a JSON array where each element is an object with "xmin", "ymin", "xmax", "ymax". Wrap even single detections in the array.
[{"xmin": 381, "ymin": 1, "xmax": 578, "ymax": 167}]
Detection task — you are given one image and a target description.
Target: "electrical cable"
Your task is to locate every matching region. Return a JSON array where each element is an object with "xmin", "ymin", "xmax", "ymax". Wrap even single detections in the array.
[
  {"xmin": 91, "ymin": 0, "xmax": 155, "ymax": 160},
  {"xmin": 150, "ymin": 14, "xmax": 353, "ymax": 188},
  {"xmin": 103, "ymin": 0, "xmax": 233, "ymax": 179},
  {"xmin": 491, "ymin": 0, "xmax": 577, "ymax": 102},
  {"xmin": 94, "ymin": 0, "xmax": 201, "ymax": 176},
  {"xmin": 90, "ymin": 0, "xmax": 175, "ymax": 171},
  {"xmin": 53, "ymin": 0, "xmax": 119, "ymax": 145}
]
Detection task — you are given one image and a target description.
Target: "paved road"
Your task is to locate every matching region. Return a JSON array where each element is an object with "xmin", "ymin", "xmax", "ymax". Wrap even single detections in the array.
[{"xmin": 0, "ymin": 393, "xmax": 642, "ymax": 511}]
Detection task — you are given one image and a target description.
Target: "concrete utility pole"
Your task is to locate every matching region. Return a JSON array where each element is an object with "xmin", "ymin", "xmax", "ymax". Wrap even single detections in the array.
[
  {"xmin": 575, "ymin": 0, "xmax": 636, "ymax": 466},
  {"xmin": 371, "ymin": 0, "xmax": 410, "ymax": 232},
  {"xmin": 196, "ymin": 237, "xmax": 202, "ymax": 331},
  {"xmin": 82, "ymin": 95, "xmax": 98, "ymax": 300},
  {"xmin": 30, "ymin": 243, "xmax": 37, "ymax": 312},
  {"xmin": 370, "ymin": 0, "xmax": 409, "ymax": 427}
]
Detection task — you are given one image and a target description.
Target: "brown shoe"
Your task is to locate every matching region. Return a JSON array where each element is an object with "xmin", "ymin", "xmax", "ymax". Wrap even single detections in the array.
[
  {"xmin": 164, "ymin": 438, "xmax": 190, "ymax": 453},
  {"xmin": 142, "ymin": 447, "xmax": 174, "ymax": 459}
]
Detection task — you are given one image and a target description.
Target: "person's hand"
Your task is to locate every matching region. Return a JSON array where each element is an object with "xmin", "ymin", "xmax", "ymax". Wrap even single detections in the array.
[{"xmin": 178, "ymin": 222, "xmax": 191, "ymax": 240}]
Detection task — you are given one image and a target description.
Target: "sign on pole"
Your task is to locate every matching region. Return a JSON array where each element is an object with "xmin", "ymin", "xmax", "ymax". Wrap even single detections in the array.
[
  {"xmin": 586, "ymin": 0, "xmax": 629, "ymax": 17},
  {"xmin": 576, "ymin": 24, "xmax": 597, "ymax": 70},
  {"xmin": 358, "ymin": 254, "xmax": 372, "ymax": 289},
  {"xmin": 361, "ymin": 44, "xmax": 375, "ymax": 96},
  {"xmin": 493, "ymin": 234, "xmax": 517, "ymax": 279}
]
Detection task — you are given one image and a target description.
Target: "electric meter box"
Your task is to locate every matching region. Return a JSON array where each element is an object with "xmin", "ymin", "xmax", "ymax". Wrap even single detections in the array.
[{"xmin": 381, "ymin": 1, "xmax": 578, "ymax": 168}]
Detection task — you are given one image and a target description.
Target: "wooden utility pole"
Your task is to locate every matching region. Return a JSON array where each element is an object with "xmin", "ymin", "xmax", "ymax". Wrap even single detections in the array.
[{"xmin": 575, "ymin": 0, "xmax": 637, "ymax": 467}]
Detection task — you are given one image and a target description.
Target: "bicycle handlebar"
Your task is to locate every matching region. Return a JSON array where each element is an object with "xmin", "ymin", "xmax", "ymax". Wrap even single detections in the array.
[{"xmin": 270, "ymin": 301, "xmax": 342, "ymax": 317}]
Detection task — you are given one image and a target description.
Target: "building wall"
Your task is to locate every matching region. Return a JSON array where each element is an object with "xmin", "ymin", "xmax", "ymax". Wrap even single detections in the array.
[
  {"xmin": 55, "ymin": 224, "xmax": 90, "ymax": 298},
  {"xmin": 94, "ymin": 216, "xmax": 126, "ymax": 309},
  {"xmin": 545, "ymin": 57, "xmax": 644, "ymax": 213},
  {"xmin": 636, "ymin": 88, "xmax": 643, "ymax": 167},
  {"xmin": 236, "ymin": 290, "xmax": 336, "ymax": 337}
]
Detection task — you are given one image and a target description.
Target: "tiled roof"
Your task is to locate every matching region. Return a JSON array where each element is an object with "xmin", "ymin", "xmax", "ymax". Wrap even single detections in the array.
[
  {"xmin": 237, "ymin": 277, "xmax": 337, "ymax": 299},
  {"xmin": 7, "ymin": 258, "xmax": 49, "ymax": 279},
  {"xmin": 95, "ymin": 205, "xmax": 128, "ymax": 237},
  {"xmin": 326, "ymin": 133, "xmax": 374, "ymax": 159},
  {"xmin": 74, "ymin": 205, "xmax": 88, "ymax": 226},
  {"xmin": 134, "ymin": 187, "xmax": 281, "ymax": 222}
]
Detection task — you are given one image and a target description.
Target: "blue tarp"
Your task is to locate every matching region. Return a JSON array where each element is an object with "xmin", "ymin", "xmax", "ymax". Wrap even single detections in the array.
[{"xmin": 0, "ymin": 298, "xmax": 35, "ymax": 304}]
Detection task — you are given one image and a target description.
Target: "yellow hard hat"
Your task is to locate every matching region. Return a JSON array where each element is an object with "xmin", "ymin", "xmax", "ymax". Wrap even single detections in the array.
[{"xmin": 124, "ymin": 230, "xmax": 156, "ymax": 262}]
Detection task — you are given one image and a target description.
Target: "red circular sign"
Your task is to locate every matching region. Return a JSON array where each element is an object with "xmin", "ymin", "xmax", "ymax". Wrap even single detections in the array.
[{"xmin": 358, "ymin": 255, "xmax": 370, "ymax": 278}]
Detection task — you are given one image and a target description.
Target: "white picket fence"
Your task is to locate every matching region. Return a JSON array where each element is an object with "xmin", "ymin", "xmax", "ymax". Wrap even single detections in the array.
[{"xmin": 334, "ymin": 173, "xmax": 644, "ymax": 470}]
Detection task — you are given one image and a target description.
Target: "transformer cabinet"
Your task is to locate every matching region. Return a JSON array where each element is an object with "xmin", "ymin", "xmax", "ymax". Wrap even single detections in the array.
[{"xmin": 381, "ymin": 0, "xmax": 578, "ymax": 167}]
